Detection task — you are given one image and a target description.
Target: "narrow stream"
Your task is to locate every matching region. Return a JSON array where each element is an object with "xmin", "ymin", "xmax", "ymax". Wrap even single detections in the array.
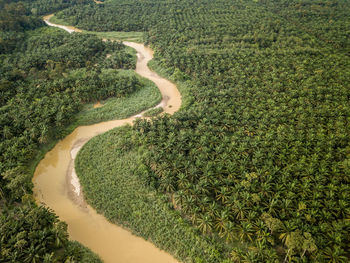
[{"xmin": 33, "ymin": 16, "xmax": 181, "ymax": 263}]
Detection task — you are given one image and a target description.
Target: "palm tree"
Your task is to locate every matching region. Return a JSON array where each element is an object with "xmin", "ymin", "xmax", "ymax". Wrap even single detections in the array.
[
  {"xmin": 322, "ymin": 245, "xmax": 348, "ymax": 263},
  {"xmin": 214, "ymin": 209, "xmax": 229, "ymax": 235},
  {"xmin": 2, "ymin": 125, "xmax": 12, "ymax": 139},
  {"xmin": 279, "ymin": 221, "xmax": 297, "ymax": 246},
  {"xmin": 238, "ymin": 222, "xmax": 254, "ymax": 242},
  {"xmin": 38, "ymin": 124, "xmax": 49, "ymax": 144},
  {"xmin": 232, "ymin": 201, "xmax": 247, "ymax": 221},
  {"xmin": 223, "ymin": 220, "xmax": 237, "ymax": 243},
  {"xmin": 196, "ymin": 213, "xmax": 213, "ymax": 234},
  {"xmin": 216, "ymin": 186, "xmax": 230, "ymax": 203},
  {"xmin": 43, "ymin": 253, "xmax": 54, "ymax": 263},
  {"xmin": 301, "ymin": 232, "xmax": 317, "ymax": 259},
  {"xmin": 230, "ymin": 248, "xmax": 244, "ymax": 263}
]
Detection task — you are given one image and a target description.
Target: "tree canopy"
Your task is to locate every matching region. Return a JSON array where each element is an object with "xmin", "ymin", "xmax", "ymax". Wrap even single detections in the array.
[{"xmin": 64, "ymin": 0, "xmax": 350, "ymax": 261}]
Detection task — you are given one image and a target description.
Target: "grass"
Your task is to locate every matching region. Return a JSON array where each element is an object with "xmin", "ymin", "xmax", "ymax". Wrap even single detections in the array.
[
  {"xmin": 143, "ymin": 107, "xmax": 164, "ymax": 117},
  {"xmin": 67, "ymin": 241, "xmax": 102, "ymax": 263},
  {"xmin": 27, "ymin": 12, "xmax": 159, "ymax": 263},
  {"xmin": 27, "ymin": 66, "xmax": 159, "ymax": 263},
  {"xmin": 47, "ymin": 15, "xmax": 72, "ymax": 27},
  {"xmin": 42, "ymin": 13, "xmax": 215, "ymax": 261},
  {"xmin": 75, "ymin": 126, "xmax": 232, "ymax": 263},
  {"xmin": 27, "ymin": 70, "xmax": 160, "ymax": 262},
  {"xmin": 28, "ymin": 70, "xmax": 160, "ymax": 177},
  {"xmin": 76, "ymin": 74, "xmax": 161, "ymax": 125}
]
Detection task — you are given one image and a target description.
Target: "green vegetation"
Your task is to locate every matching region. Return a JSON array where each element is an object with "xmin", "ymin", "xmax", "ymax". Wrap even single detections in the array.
[
  {"xmin": 0, "ymin": 201, "xmax": 101, "ymax": 262},
  {"xmin": 69, "ymin": 0, "xmax": 350, "ymax": 262},
  {"xmin": 49, "ymin": 14, "xmax": 144, "ymax": 42},
  {"xmin": 83, "ymin": 30, "xmax": 144, "ymax": 43},
  {"xmin": 46, "ymin": 14, "xmax": 72, "ymax": 26},
  {"xmin": 76, "ymin": 126, "xmax": 234, "ymax": 262},
  {"xmin": 2, "ymin": 0, "xmax": 350, "ymax": 262},
  {"xmin": 0, "ymin": 1, "xmax": 159, "ymax": 260},
  {"xmin": 29, "ymin": 0, "xmax": 90, "ymax": 16},
  {"xmin": 0, "ymin": 25, "xmax": 142, "ymax": 199},
  {"xmin": 77, "ymin": 84, "xmax": 161, "ymax": 124},
  {"xmin": 143, "ymin": 107, "xmax": 163, "ymax": 117},
  {"xmin": 53, "ymin": 1, "xmax": 150, "ymax": 32},
  {"xmin": 147, "ymin": 59, "xmax": 195, "ymax": 111}
]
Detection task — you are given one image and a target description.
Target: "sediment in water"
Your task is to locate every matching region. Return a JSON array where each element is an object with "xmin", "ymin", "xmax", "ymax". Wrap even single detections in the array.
[{"xmin": 33, "ymin": 16, "xmax": 181, "ymax": 263}]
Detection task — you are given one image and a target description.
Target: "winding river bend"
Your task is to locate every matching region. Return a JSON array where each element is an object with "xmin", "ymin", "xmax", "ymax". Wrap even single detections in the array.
[{"xmin": 33, "ymin": 16, "xmax": 181, "ymax": 263}]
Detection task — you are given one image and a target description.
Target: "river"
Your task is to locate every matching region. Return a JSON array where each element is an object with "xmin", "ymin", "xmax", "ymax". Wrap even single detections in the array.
[{"xmin": 33, "ymin": 15, "xmax": 181, "ymax": 263}]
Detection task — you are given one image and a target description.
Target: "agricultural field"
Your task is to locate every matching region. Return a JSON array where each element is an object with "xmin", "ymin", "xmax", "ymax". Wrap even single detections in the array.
[
  {"xmin": 0, "ymin": 0, "xmax": 159, "ymax": 261},
  {"xmin": 70, "ymin": 0, "xmax": 350, "ymax": 262},
  {"xmin": 76, "ymin": 126, "xmax": 232, "ymax": 262},
  {"xmin": 1, "ymin": 0, "xmax": 350, "ymax": 262}
]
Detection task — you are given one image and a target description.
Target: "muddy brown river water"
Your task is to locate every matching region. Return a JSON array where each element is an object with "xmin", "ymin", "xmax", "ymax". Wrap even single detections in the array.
[{"xmin": 33, "ymin": 16, "xmax": 181, "ymax": 263}]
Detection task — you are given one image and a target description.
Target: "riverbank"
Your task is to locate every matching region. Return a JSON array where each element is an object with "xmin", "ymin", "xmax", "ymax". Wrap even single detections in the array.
[
  {"xmin": 47, "ymin": 14, "xmax": 144, "ymax": 42},
  {"xmin": 47, "ymin": 14, "xmax": 233, "ymax": 263},
  {"xmin": 33, "ymin": 15, "xmax": 182, "ymax": 263},
  {"xmin": 76, "ymin": 125, "xmax": 233, "ymax": 263}
]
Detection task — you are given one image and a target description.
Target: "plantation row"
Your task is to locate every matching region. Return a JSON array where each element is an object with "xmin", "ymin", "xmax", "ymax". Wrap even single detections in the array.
[
  {"xmin": 76, "ymin": 126, "xmax": 234, "ymax": 263},
  {"xmin": 66, "ymin": 0, "xmax": 350, "ymax": 262},
  {"xmin": 0, "ymin": 0, "xmax": 159, "ymax": 261}
]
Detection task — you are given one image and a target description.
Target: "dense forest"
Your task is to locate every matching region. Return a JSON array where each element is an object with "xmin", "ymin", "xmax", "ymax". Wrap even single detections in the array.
[
  {"xmin": 1, "ymin": 0, "xmax": 350, "ymax": 262},
  {"xmin": 0, "ymin": 0, "xmax": 153, "ymax": 261},
  {"xmin": 68, "ymin": 0, "xmax": 350, "ymax": 262}
]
